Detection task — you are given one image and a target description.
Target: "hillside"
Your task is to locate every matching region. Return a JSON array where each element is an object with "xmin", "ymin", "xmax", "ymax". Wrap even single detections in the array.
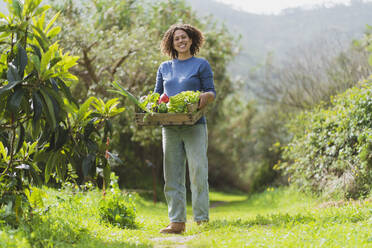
[{"xmin": 186, "ymin": 0, "xmax": 372, "ymax": 76}]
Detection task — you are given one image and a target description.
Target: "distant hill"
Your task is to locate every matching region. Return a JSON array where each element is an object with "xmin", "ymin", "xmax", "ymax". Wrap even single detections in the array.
[{"xmin": 186, "ymin": 0, "xmax": 372, "ymax": 77}]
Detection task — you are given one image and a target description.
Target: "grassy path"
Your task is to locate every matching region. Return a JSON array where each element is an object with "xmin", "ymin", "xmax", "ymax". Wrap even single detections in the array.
[
  {"xmin": 136, "ymin": 188, "xmax": 372, "ymax": 247},
  {"xmin": 1, "ymin": 187, "xmax": 371, "ymax": 247}
]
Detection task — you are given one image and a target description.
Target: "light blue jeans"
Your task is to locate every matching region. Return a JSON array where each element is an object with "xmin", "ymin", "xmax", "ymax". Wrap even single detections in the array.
[{"xmin": 162, "ymin": 124, "xmax": 209, "ymax": 223}]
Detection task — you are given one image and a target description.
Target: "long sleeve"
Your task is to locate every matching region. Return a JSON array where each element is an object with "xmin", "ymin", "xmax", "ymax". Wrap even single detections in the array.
[
  {"xmin": 154, "ymin": 65, "xmax": 164, "ymax": 95},
  {"xmin": 199, "ymin": 60, "xmax": 216, "ymax": 97}
]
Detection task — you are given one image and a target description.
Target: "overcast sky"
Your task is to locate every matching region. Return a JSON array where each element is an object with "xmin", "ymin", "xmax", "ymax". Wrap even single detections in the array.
[{"xmin": 215, "ymin": 0, "xmax": 371, "ymax": 14}]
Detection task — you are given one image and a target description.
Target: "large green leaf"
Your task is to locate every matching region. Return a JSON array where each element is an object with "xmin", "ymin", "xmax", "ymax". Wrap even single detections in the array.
[
  {"xmin": 44, "ymin": 87, "xmax": 65, "ymax": 122},
  {"xmin": 82, "ymin": 153, "xmax": 95, "ymax": 178},
  {"xmin": 0, "ymin": 12, "xmax": 7, "ymax": 20},
  {"xmin": 46, "ymin": 26, "xmax": 61, "ymax": 38},
  {"xmin": 84, "ymin": 120, "xmax": 95, "ymax": 139},
  {"xmin": 40, "ymin": 46, "xmax": 53, "ymax": 75},
  {"xmin": 106, "ymin": 152, "xmax": 124, "ymax": 165},
  {"xmin": 49, "ymin": 78, "xmax": 59, "ymax": 91},
  {"xmin": 7, "ymin": 63, "xmax": 22, "ymax": 83},
  {"xmin": 32, "ymin": 26, "xmax": 49, "ymax": 52},
  {"xmin": 76, "ymin": 97, "xmax": 96, "ymax": 123},
  {"xmin": 85, "ymin": 138, "xmax": 98, "ymax": 154},
  {"xmin": 30, "ymin": 44, "xmax": 42, "ymax": 59},
  {"xmin": 32, "ymin": 5, "xmax": 50, "ymax": 17},
  {"xmin": 15, "ymin": 44, "xmax": 28, "ymax": 77},
  {"xmin": 109, "ymin": 81, "xmax": 150, "ymax": 113},
  {"xmin": 15, "ymin": 123, "xmax": 25, "ymax": 154},
  {"xmin": 32, "ymin": 91, "xmax": 43, "ymax": 138},
  {"xmin": 45, "ymin": 152, "xmax": 56, "ymax": 183},
  {"xmin": 56, "ymin": 77, "xmax": 77, "ymax": 106},
  {"xmin": 39, "ymin": 88, "xmax": 56, "ymax": 129},
  {"xmin": 103, "ymin": 119, "xmax": 113, "ymax": 140},
  {"xmin": 45, "ymin": 12, "xmax": 60, "ymax": 33},
  {"xmin": 60, "ymin": 157, "xmax": 67, "ymax": 181},
  {"xmin": 33, "ymin": 151, "xmax": 49, "ymax": 163},
  {"xmin": 0, "ymin": 141, "xmax": 8, "ymax": 160},
  {"xmin": 7, "ymin": 86, "xmax": 25, "ymax": 113},
  {"xmin": 12, "ymin": 0, "xmax": 23, "ymax": 19},
  {"xmin": 54, "ymin": 126, "xmax": 68, "ymax": 150},
  {"xmin": 49, "ymin": 57, "xmax": 62, "ymax": 70},
  {"xmin": 55, "ymin": 152, "xmax": 63, "ymax": 181},
  {"xmin": 0, "ymin": 25, "xmax": 9, "ymax": 33},
  {"xmin": 0, "ymin": 79, "xmax": 22, "ymax": 96},
  {"xmin": 30, "ymin": 54, "xmax": 40, "ymax": 72}
]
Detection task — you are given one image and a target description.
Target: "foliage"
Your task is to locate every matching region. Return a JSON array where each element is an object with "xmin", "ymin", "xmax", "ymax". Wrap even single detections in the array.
[
  {"xmin": 279, "ymin": 77, "xmax": 372, "ymax": 198},
  {"xmin": 0, "ymin": 229, "xmax": 31, "ymax": 248},
  {"xmin": 0, "ymin": 0, "xmax": 125, "ymax": 229},
  {"xmin": 0, "ymin": 0, "xmax": 77, "ymax": 188},
  {"xmin": 27, "ymin": 186, "xmax": 95, "ymax": 247},
  {"xmin": 249, "ymin": 39, "xmax": 371, "ymax": 110},
  {"xmin": 207, "ymin": 93, "xmax": 287, "ymax": 191},
  {"xmin": 356, "ymin": 24, "xmax": 372, "ymax": 67},
  {"xmin": 241, "ymin": 24, "xmax": 372, "ymax": 194},
  {"xmin": 98, "ymin": 173, "xmax": 137, "ymax": 229}
]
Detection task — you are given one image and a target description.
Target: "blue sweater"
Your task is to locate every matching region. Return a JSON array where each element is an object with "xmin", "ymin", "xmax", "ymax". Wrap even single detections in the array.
[{"xmin": 154, "ymin": 56, "xmax": 216, "ymax": 124}]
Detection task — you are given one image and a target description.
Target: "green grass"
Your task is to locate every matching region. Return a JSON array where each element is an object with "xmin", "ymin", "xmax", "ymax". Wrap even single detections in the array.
[{"xmin": 1, "ymin": 186, "xmax": 371, "ymax": 247}]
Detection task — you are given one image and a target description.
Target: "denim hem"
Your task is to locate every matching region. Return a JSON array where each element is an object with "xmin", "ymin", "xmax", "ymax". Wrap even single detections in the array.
[
  {"xmin": 194, "ymin": 218, "xmax": 209, "ymax": 222},
  {"xmin": 170, "ymin": 219, "xmax": 186, "ymax": 223}
]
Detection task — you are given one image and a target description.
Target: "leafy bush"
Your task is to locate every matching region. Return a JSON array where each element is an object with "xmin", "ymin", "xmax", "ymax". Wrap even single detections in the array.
[
  {"xmin": 0, "ymin": 194, "xmax": 29, "ymax": 229},
  {"xmin": 0, "ymin": 229, "xmax": 31, "ymax": 248},
  {"xmin": 98, "ymin": 173, "xmax": 136, "ymax": 228},
  {"xmin": 280, "ymin": 76, "xmax": 372, "ymax": 198},
  {"xmin": 28, "ymin": 187, "xmax": 90, "ymax": 247},
  {"xmin": 0, "ymin": 1, "xmax": 125, "ymax": 229}
]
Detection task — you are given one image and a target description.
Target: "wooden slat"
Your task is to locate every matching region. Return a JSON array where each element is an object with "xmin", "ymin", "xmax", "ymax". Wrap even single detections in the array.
[{"xmin": 135, "ymin": 109, "xmax": 205, "ymax": 126}]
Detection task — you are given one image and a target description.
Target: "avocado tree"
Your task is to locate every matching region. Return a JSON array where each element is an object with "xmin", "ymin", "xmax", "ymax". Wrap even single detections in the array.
[{"xmin": 0, "ymin": 0, "xmax": 124, "ymax": 223}]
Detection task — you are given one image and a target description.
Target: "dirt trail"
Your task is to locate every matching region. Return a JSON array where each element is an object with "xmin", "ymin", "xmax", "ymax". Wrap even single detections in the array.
[{"xmin": 151, "ymin": 234, "xmax": 198, "ymax": 248}]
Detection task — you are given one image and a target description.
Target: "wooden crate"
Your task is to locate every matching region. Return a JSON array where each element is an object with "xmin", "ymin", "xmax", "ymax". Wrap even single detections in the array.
[{"xmin": 135, "ymin": 108, "xmax": 205, "ymax": 126}]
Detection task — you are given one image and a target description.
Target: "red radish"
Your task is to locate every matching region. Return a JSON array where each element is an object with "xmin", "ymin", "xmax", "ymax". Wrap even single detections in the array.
[{"xmin": 159, "ymin": 93, "xmax": 169, "ymax": 103}]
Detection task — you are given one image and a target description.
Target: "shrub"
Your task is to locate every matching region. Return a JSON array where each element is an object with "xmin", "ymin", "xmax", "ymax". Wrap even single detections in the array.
[
  {"xmin": 98, "ymin": 173, "xmax": 136, "ymax": 228},
  {"xmin": 25, "ymin": 186, "xmax": 91, "ymax": 247},
  {"xmin": 280, "ymin": 76, "xmax": 372, "ymax": 198},
  {"xmin": 0, "ymin": 229, "xmax": 31, "ymax": 248}
]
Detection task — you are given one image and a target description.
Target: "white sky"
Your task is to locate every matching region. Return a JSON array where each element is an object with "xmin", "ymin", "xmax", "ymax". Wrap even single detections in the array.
[{"xmin": 215, "ymin": 0, "xmax": 371, "ymax": 14}]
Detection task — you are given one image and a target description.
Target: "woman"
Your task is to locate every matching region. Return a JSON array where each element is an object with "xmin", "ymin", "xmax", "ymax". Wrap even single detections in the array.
[{"xmin": 154, "ymin": 24, "xmax": 216, "ymax": 234}]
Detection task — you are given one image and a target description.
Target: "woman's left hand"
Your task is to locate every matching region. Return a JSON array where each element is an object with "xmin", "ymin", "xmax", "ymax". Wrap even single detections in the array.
[{"xmin": 198, "ymin": 92, "xmax": 215, "ymax": 109}]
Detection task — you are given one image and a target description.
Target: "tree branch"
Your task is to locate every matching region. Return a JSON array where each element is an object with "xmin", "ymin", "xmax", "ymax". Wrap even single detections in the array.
[{"xmin": 109, "ymin": 50, "xmax": 136, "ymax": 80}]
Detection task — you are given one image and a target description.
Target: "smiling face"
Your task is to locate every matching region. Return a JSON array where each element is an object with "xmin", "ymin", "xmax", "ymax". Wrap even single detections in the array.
[{"xmin": 172, "ymin": 29, "xmax": 192, "ymax": 57}]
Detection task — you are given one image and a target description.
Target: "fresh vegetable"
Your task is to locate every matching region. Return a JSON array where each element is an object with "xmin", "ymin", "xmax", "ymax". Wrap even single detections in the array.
[
  {"xmin": 167, "ymin": 91, "xmax": 200, "ymax": 113},
  {"xmin": 159, "ymin": 93, "xmax": 169, "ymax": 104},
  {"xmin": 158, "ymin": 102, "xmax": 168, "ymax": 113},
  {"xmin": 139, "ymin": 92, "xmax": 160, "ymax": 112},
  {"xmin": 110, "ymin": 83, "xmax": 200, "ymax": 114}
]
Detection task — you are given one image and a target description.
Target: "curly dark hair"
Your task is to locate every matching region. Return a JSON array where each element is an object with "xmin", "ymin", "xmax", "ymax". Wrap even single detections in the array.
[{"xmin": 160, "ymin": 24, "xmax": 204, "ymax": 59}]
